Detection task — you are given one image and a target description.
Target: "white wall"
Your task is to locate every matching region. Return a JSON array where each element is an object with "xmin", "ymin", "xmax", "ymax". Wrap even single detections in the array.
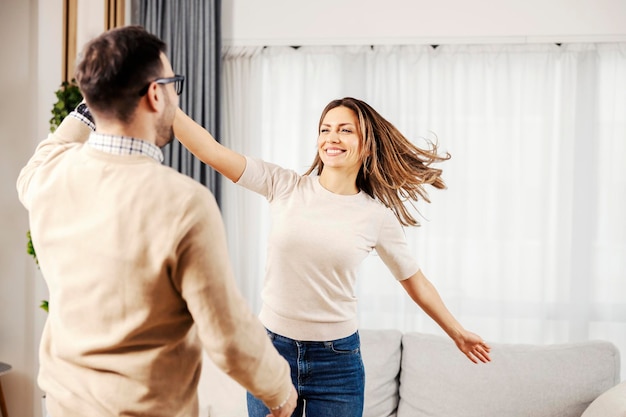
[
  {"xmin": 0, "ymin": 0, "xmax": 62, "ymax": 416},
  {"xmin": 76, "ymin": 0, "xmax": 106, "ymax": 61},
  {"xmin": 222, "ymin": 0, "xmax": 626, "ymax": 45}
]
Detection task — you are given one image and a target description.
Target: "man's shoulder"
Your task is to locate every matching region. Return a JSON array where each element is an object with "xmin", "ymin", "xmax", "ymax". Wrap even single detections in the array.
[
  {"xmin": 153, "ymin": 164, "xmax": 207, "ymax": 187},
  {"xmin": 153, "ymin": 165, "xmax": 217, "ymax": 205}
]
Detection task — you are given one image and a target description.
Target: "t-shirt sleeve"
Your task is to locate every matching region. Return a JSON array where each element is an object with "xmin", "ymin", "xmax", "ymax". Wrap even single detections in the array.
[
  {"xmin": 374, "ymin": 208, "xmax": 420, "ymax": 281},
  {"xmin": 236, "ymin": 156, "xmax": 301, "ymax": 202}
]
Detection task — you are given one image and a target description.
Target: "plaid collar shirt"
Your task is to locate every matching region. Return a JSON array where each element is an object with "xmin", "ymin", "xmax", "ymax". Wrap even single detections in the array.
[
  {"xmin": 86, "ymin": 133, "xmax": 164, "ymax": 163},
  {"xmin": 69, "ymin": 103, "xmax": 164, "ymax": 163}
]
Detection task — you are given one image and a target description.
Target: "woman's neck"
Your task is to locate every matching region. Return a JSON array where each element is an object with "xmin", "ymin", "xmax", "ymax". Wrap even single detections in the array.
[{"xmin": 318, "ymin": 170, "xmax": 359, "ymax": 195}]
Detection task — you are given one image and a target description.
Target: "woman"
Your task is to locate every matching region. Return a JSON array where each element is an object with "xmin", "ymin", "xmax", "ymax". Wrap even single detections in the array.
[{"xmin": 174, "ymin": 97, "xmax": 491, "ymax": 417}]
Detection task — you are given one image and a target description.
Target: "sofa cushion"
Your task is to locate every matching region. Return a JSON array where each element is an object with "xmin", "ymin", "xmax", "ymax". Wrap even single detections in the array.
[
  {"xmin": 361, "ymin": 329, "xmax": 403, "ymax": 417},
  {"xmin": 398, "ymin": 332, "xmax": 620, "ymax": 417},
  {"xmin": 581, "ymin": 381, "xmax": 626, "ymax": 417}
]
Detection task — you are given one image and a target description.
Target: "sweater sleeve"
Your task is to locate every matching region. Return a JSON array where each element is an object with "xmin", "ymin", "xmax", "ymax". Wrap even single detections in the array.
[
  {"xmin": 173, "ymin": 189, "xmax": 292, "ymax": 410},
  {"xmin": 16, "ymin": 113, "xmax": 93, "ymax": 210}
]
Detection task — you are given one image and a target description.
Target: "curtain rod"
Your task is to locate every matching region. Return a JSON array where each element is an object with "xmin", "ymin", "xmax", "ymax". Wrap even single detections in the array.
[{"xmin": 223, "ymin": 34, "xmax": 626, "ymax": 48}]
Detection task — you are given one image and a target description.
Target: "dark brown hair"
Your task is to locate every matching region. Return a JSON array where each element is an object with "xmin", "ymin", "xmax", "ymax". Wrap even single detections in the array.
[
  {"xmin": 75, "ymin": 25, "xmax": 166, "ymax": 123},
  {"xmin": 305, "ymin": 97, "xmax": 451, "ymax": 227}
]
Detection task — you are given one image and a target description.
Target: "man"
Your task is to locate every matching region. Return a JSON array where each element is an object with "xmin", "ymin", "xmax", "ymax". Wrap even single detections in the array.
[{"xmin": 16, "ymin": 26, "xmax": 296, "ymax": 417}]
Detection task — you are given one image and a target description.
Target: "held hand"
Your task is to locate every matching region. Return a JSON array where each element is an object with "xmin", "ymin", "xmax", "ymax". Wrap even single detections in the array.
[
  {"xmin": 454, "ymin": 330, "xmax": 491, "ymax": 364},
  {"xmin": 266, "ymin": 384, "xmax": 298, "ymax": 417}
]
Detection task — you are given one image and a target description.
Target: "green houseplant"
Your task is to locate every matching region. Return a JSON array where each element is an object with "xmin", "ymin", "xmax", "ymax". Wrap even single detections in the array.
[
  {"xmin": 26, "ymin": 230, "xmax": 47, "ymax": 312},
  {"xmin": 49, "ymin": 79, "xmax": 83, "ymax": 132},
  {"xmin": 28, "ymin": 80, "xmax": 83, "ymax": 312}
]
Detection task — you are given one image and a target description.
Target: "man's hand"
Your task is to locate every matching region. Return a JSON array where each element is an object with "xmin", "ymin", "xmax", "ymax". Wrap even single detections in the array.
[{"xmin": 267, "ymin": 384, "xmax": 297, "ymax": 417}]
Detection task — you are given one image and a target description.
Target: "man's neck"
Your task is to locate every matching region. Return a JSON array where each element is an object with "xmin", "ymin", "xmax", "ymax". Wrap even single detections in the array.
[{"xmin": 92, "ymin": 116, "xmax": 156, "ymax": 145}]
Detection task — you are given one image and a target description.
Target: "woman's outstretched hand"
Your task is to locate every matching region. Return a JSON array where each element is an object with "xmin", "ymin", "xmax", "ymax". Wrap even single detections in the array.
[
  {"xmin": 397, "ymin": 272, "xmax": 492, "ymax": 364},
  {"xmin": 455, "ymin": 330, "xmax": 491, "ymax": 363}
]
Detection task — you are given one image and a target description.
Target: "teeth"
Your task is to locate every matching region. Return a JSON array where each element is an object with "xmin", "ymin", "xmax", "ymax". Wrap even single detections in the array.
[{"xmin": 326, "ymin": 149, "xmax": 343, "ymax": 155}]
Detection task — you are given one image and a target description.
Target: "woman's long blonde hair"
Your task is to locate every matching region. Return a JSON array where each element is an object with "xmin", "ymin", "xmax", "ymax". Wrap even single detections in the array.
[{"xmin": 305, "ymin": 97, "xmax": 451, "ymax": 227}]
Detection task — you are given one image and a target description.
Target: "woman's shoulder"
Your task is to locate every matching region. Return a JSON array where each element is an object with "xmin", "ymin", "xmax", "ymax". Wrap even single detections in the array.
[
  {"xmin": 361, "ymin": 193, "xmax": 393, "ymax": 212},
  {"xmin": 244, "ymin": 156, "xmax": 301, "ymax": 179},
  {"xmin": 365, "ymin": 196, "xmax": 406, "ymax": 228},
  {"xmin": 239, "ymin": 156, "xmax": 306, "ymax": 201}
]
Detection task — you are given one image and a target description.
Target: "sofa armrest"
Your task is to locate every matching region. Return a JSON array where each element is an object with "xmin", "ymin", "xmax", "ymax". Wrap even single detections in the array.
[{"xmin": 581, "ymin": 381, "xmax": 626, "ymax": 417}]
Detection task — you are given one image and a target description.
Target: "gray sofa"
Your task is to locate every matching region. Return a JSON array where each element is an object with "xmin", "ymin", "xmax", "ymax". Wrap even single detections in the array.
[
  {"xmin": 198, "ymin": 329, "xmax": 625, "ymax": 417},
  {"xmin": 361, "ymin": 329, "xmax": 623, "ymax": 417}
]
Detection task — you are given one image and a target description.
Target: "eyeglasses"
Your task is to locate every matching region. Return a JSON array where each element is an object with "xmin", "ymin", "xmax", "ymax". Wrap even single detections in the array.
[{"xmin": 138, "ymin": 74, "xmax": 185, "ymax": 96}]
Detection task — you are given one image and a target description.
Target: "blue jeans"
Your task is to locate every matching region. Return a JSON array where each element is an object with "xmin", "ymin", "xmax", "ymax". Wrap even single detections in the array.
[{"xmin": 247, "ymin": 330, "xmax": 365, "ymax": 417}]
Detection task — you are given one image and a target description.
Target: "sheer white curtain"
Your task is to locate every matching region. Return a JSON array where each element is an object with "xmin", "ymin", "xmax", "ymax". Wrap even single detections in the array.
[{"xmin": 221, "ymin": 43, "xmax": 626, "ymax": 378}]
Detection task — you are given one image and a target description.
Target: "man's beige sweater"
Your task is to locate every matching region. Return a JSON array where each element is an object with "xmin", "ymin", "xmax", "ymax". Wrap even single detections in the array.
[{"xmin": 16, "ymin": 116, "xmax": 291, "ymax": 416}]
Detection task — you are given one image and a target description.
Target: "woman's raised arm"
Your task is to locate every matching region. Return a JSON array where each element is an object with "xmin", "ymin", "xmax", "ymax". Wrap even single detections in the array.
[{"xmin": 173, "ymin": 108, "xmax": 247, "ymax": 182}]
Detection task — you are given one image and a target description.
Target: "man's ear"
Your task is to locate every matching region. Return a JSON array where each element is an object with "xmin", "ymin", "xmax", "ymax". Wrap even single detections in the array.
[{"xmin": 144, "ymin": 83, "xmax": 162, "ymax": 113}]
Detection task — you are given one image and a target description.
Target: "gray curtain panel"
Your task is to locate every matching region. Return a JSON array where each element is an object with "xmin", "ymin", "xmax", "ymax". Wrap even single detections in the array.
[{"xmin": 133, "ymin": 0, "xmax": 221, "ymax": 199}]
